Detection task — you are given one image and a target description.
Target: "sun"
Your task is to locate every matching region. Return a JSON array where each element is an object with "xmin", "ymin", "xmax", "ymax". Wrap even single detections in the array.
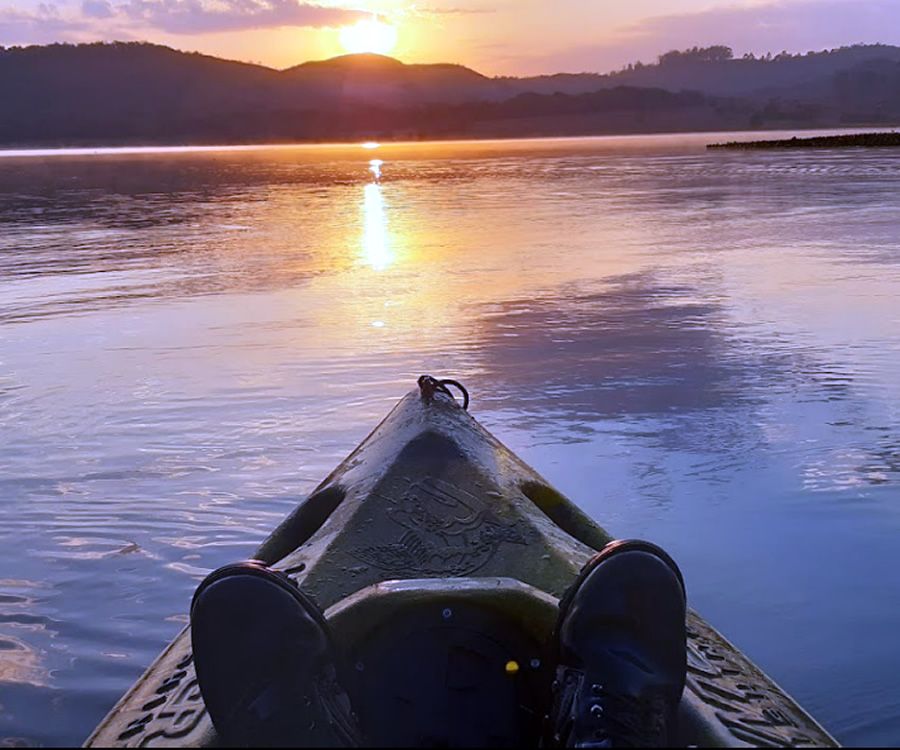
[{"xmin": 339, "ymin": 18, "xmax": 398, "ymax": 56}]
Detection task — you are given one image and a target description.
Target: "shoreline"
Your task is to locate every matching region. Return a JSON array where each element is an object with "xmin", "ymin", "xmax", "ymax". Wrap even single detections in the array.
[
  {"xmin": 708, "ymin": 131, "xmax": 900, "ymax": 149},
  {"xmin": 0, "ymin": 126, "xmax": 893, "ymax": 158}
]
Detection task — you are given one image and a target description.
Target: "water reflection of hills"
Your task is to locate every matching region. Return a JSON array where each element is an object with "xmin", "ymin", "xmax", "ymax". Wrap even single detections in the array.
[
  {"xmin": 473, "ymin": 275, "xmax": 752, "ymax": 419},
  {"xmin": 470, "ymin": 273, "xmax": 899, "ymax": 492}
]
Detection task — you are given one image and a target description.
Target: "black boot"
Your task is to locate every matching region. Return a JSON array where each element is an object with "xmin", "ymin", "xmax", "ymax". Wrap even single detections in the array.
[
  {"xmin": 190, "ymin": 561, "xmax": 361, "ymax": 748},
  {"xmin": 548, "ymin": 540, "xmax": 687, "ymax": 748}
]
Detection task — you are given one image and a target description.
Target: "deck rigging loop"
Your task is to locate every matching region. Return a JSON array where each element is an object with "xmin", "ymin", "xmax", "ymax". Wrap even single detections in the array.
[{"xmin": 417, "ymin": 375, "xmax": 470, "ymax": 411}]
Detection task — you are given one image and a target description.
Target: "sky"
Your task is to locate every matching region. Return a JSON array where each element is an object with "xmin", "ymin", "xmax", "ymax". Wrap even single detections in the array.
[{"xmin": 1, "ymin": 0, "xmax": 899, "ymax": 75}]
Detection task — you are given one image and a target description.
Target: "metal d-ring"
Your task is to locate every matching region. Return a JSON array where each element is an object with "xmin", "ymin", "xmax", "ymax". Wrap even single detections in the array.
[{"xmin": 417, "ymin": 375, "xmax": 470, "ymax": 410}]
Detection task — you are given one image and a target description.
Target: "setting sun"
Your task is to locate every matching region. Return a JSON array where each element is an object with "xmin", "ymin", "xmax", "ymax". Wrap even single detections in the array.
[{"xmin": 339, "ymin": 18, "xmax": 399, "ymax": 56}]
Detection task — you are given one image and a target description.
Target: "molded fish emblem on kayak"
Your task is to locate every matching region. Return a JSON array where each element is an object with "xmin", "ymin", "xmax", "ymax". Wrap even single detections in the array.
[{"xmin": 351, "ymin": 477, "xmax": 537, "ymax": 576}]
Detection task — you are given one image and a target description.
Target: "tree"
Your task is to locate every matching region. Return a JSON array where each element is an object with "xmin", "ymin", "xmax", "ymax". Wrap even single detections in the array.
[{"xmin": 658, "ymin": 46, "xmax": 734, "ymax": 65}]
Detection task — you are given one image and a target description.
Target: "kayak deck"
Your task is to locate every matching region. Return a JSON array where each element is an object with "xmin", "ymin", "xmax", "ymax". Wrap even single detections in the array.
[{"xmin": 85, "ymin": 382, "xmax": 838, "ymax": 747}]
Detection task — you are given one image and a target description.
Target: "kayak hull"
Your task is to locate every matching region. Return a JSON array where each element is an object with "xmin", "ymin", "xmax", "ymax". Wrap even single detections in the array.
[{"xmin": 85, "ymin": 385, "xmax": 838, "ymax": 747}]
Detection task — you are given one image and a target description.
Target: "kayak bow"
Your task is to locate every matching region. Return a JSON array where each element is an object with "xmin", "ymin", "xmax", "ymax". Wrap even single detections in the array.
[{"xmin": 85, "ymin": 378, "xmax": 838, "ymax": 748}]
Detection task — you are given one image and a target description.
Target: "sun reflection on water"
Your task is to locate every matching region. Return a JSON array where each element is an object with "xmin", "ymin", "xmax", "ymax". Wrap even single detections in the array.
[{"xmin": 362, "ymin": 179, "xmax": 392, "ymax": 271}]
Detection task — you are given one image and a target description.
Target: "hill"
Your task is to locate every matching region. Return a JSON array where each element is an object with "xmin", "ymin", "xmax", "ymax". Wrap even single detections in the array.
[
  {"xmin": 0, "ymin": 43, "xmax": 280, "ymax": 143},
  {"xmin": 0, "ymin": 42, "xmax": 898, "ymax": 146},
  {"xmin": 515, "ymin": 44, "xmax": 900, "ymax": 98},
  {"xmin": 282, "ymin": 53, "xmax": 502, "ymax": 105}
]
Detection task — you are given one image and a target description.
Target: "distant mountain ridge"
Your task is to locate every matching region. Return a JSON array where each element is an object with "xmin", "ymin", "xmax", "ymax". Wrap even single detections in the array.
[
  {"xmin": 528, "ymin": 44, "xmax": 900, "ymax": 97},
  {"xmin": 0, "ymin": 42, "xmax": 898, "ymax": 145}
]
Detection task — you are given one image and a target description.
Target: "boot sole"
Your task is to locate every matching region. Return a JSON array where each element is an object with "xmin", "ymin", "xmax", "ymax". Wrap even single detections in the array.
[
  {"xmin": 555, "ymin": 539, "xmax": 686, "ymax": 634},
  {"xmin": 191, "ymin": 560, "xmax": 331, "ymax": 634}
]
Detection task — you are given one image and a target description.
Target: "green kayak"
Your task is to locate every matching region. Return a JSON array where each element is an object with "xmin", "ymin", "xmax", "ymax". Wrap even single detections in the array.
[{"xmin": 85, "ymin": 377, "xmax": 838, "ymax": 748}]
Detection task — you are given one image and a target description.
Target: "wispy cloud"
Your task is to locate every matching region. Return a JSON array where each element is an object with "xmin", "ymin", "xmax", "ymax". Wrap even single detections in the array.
[
  {"xmin": 120, "ymin": 0, "xmax": 361, "ymax": 35},
  {"xmin": 623, "ymin": 0, "xmax": 900, "ymax": 56},
  {"xmin": 81, "ymin": 0, "xmax": 114, "ymax": 20},
  {"xmin": 531, "ymin": 0, "xmax": 900, "ymax": 74},
  {"xmin": 0, "ymin": 4, "xmax": 90, "ymax": 44},
  {"xmin": 0, "ymin": 0, "xmax": 362, "ymax": 45}
]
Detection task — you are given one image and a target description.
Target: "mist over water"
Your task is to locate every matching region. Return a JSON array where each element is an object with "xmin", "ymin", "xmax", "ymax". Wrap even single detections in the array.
[{"xmin": 0, "ymin": 133, "xmax": 898, "ymax": 746}]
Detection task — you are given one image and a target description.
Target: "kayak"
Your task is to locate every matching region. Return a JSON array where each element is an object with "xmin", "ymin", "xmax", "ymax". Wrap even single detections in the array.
[{"xmin": 85, "ymin": 376, "xmax": 838, "ymax": 748}]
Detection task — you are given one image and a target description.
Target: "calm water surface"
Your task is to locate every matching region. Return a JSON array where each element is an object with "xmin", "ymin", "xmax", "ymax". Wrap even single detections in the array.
[{"xmin": 0, "ymin": 133, "xmax": 898, "ymax": 746}]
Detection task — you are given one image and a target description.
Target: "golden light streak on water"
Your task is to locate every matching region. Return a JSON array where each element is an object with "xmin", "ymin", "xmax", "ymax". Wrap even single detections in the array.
[{"xmin": 362, "ymin": 180, "xmax": 392, "ymax": 271}]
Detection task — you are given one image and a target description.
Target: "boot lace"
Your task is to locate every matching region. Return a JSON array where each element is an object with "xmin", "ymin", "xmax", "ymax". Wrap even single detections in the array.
[{"xmin": 551, "ymin": 668, "xmax": 668, "ymax": 748}]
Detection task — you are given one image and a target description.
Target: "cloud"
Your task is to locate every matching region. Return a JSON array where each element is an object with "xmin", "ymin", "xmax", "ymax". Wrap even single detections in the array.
[
  {"xmin": 533, "ymin": 0, "xmax": 900, "ymax": 74},
  {"xmin": 82, "ymin": 0, "xmax": 114, "ymax": 19},
  {"xmin": 0, "ymin": 0, "xmax": 362, "ymax": 45},
  {"xmin": 625, "ymin": 0, "xmax": 900, "ymax": 56},
  {"xmin": 119, "ymin": 0, "xmax": 362, "ymax": 34},
  {"xmin": 0, "ymin": 3, "xmax": 91, "ymax": 44}
]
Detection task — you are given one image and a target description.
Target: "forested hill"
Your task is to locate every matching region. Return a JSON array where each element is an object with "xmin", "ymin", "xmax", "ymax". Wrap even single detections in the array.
[
  {"xmin": 0, "ymin": 42, "xmax": 898, "ymax": 146},
  {"xmin": 512, "ymin": 44, "xmax": 900, "ymax": 97}
]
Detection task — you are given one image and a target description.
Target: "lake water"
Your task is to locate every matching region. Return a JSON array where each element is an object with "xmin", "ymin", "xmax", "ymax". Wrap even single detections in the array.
[{"xmin": 0, "ymin": 133, "xmax": 898, "ymax": 746}]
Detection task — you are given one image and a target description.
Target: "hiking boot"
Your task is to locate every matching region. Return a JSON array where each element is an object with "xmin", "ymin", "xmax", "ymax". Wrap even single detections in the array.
[
  {"xmin": 190, "ymin": 560, "xmax": 361, "ymax": 748},
  {"xmin": 548, "ymin": 540, "xmax": 687, "ymax": 747}
]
